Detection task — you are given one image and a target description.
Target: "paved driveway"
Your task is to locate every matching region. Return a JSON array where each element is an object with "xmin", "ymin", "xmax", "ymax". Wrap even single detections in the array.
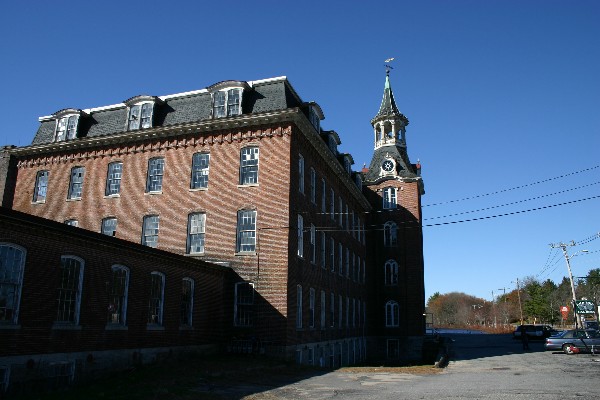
[{"xmin": 238, "ymin": 333, "xmax": 600, "ymax": 400}]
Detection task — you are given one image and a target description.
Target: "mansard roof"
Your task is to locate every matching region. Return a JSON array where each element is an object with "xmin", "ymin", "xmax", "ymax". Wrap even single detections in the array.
[{"xmin": 31, "ymin": 76, "xmax": 311, "ymax": 145}]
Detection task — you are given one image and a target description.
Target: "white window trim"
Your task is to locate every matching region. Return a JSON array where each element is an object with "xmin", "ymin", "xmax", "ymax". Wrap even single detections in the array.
[
  {"xmin": 127, "ymin": 101, "xmax": 155, "ymax": 131},
  {"xmin": 212, "ymin": 88, "xmax": 243, "ymax": 118},
  {"xmin": 54, "ymin": 114, "xmax": 80, "ymax": 142}
]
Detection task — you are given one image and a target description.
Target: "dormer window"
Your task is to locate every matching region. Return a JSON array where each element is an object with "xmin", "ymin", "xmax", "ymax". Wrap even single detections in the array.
[
  {"xmin": 128, "ymin": 102, "xmax": 153, "ymax": 130},
  {"xmin": 212, "ymin": 88, "xmax": 242, "ymax": 118},
  {"xmin": 124, "ymin": 95, "xmax": 161, "ymax": 131},
  {"xmin": 309, "ymin": 107, "xmax": 320, "ymax": 132},
  {"xmin": 52, "ymin": 109, "xmax": 84, "ymax": 142},
  {"xmin": 328, "ymin": 135, "xmax": 337, "ymax": 154}
]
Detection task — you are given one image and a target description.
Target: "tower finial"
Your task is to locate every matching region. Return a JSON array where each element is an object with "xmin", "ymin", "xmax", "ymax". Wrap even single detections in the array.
[{"xmin": 384, "ymin": 57, "xmax": 395, "ymax": 75}]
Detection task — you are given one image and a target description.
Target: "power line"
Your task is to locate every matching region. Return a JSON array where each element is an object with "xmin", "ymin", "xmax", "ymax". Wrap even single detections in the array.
[{"xmin": 422, "ymin": 164, "xmax": 600, "ymax": 207}]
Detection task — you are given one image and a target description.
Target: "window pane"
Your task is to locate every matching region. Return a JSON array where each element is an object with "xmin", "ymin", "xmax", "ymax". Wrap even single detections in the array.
[
  {"xmin": 148, "ymin": 273, "xmax": 164, "ymax": 324},
  {"xmin": 105, "ymin": 162, "xmax": 123, "ymax": 196},
  {"xmin": 227, "ymin": 89, "xmax": 241, "ymax": 116},
  {"xmin": 236, "ymin": 210, "xmax": 256, "ymax": 252},
  {"xmin": 187, "ymin": 213, "xmax": 206, "ymax": 253},
  {"xmin": 101, "ymin": 218, "xmax": 118, "ymax": 237},
  {"xmin": 128, "ymin": 105, "xmax": 141, "ymax": 130},
  {"xmin": 33, "ymin": 170, "xmax": 49, "ymax": 202},
  {"xmin": 68, "ymin": 167, "xmax": 85, "ymax": 199},
  {"xmin": 181, "ymin": 279, "xmax": 194, "ymax": 326},
  {"xmin": 0, "ymin": 245, "xmax": 25, "ymax": 324},
  {"xmin": 66, "ymin": 115, "xmax": 78, "ymax": 140},
  {"xmin": 213, "ymin": 91, "xmax": 225, "ymax": 118},
  {"xmin": 240, "ymin": 147, "xmax": 259, "ymax": 185},
  {"xmin": 55, "ymin": 257, "xmax": 83, "ymax": 323},
  {"xmin": 146, "ymin": 158, "xmax": 164, "ymax": 193},
  {"xmin": 56, "ymin": 118, "xmax": 67, "ymax": 141},
  {"xmin": 190, "ymin": 153, "xmax": 210, "ymax": 189},
  {"xmin": 108, "ymin": 266, "xmax": 128, "ymax": 325},
  {"xmin": 140, "ymin": 103, "xmax": 153, "ymax": 128},
  {"xmin": 235, "ymin": 282, "xmax": 254, "ymax": 326},
  {"xmin": 142, "ymin": 215, "xmax": 160, "ymax": 248}
]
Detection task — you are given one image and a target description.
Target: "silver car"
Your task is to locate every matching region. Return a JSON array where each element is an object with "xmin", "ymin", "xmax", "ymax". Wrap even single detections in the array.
[{"xmin": 544, "ymin": 329, "xmax": 600, "ymax": 354}]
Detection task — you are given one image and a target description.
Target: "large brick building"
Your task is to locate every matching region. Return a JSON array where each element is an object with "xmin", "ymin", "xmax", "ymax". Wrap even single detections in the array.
[{"xmin": 0, "ymin": 73, "xmax": 424, "ymax": 389}]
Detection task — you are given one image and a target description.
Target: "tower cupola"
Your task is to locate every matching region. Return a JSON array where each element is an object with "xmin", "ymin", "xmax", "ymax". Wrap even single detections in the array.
[{"xmin": 370, "ymin": 71, "xmax": 409, "ymax": 150}]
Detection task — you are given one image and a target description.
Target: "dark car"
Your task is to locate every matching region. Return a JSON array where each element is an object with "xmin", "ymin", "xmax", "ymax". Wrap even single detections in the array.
[
  {"xmin": 513, "ymin": 324, "xmax": 556, "ymax": 340},
  {"xmin": 544, "ymin": 329, "xmax": 600, "ymax": 354}
]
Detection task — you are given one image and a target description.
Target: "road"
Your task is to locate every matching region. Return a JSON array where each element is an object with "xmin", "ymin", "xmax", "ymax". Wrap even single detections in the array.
[{"xmin": 240, "ymin": 333, "xmax": 600, "ymax": 400}]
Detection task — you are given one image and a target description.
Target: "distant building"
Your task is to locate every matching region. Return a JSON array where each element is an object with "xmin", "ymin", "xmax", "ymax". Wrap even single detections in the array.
[{"xmin": 0, "ymin": 73, "xmax": 425, "ymax": 391}]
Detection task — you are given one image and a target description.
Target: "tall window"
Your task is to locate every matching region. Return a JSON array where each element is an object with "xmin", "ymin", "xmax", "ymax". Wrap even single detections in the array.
[
  {"xmin": 321, "ymin": 179, "xmax": 326, "ymax": 213},
  {"xmin": 297, "ymin": 215, "xmax": 304, "ymax": 258},
  {"xmin": 128, "ymin": 103, "xmax": 153, "ymax": 130},
  {"xmin": 33, "ymin": 170, "xmax": 49, "ymax": 202},
  {"xmin": 385, "ymin": 260, "xmax": 399, "ymax": 285},
  {"xmin": 190, "ymin": 153, "xmax": 210, "ymax": 189},
  {"xmin": 298, "ymin": 155, "xmax": 304, "ymax": 194},
  {"xmin": 213, "ymin": 89, "xmax": 242, "ymax": 118},
  {"xmin": 385, "ymin": 301, "xmax": 399, "ymax": 327},
  {"xmin": 101, "ymin": 217, "xmax": 118, "ymax": 237},
  {"xmin": 338, "ymin": 243, "xmax": 343, "ymax": 275},
  {"xmin": 384, "ymin": 221, "xmax": 398, "ymax": 247},
  {"xmin": 383, "ymin": 187, "xmax": 397, "ymax": 209},
  {"xmin": 330, "ymin": 293, "xmax": 335, "ymax": 327},
  {"xmin": 310, "ymin": 168, "xmax": 316, "ymax": 203},
  {"xmin": 345, "ymin": 248, "xmax": 350, "ymax": 278},
  {"xmin": 105, "ymin": 162, "xmax": 123, "ymax": 196},
  {"xmin": 236, "ymin": 210, "xmax": 257, "ymax": 252},
  {"xmin": 142, "ymin": 215, "xmax": 160, "ymax": 248},
  {"xmin": 147, "ymin": 272, "xmax": 164, "ymax": 325},
  {"xmin": 240, "ymin": 147, "xmax": 259, "ymax": 185},
  {"xmin": 320, "ymin": 232, "xmax": 326, "ymax": 268},
  {"xmin": 55, "ymin": 256, "xmax": 84, "ymax": 325},
  {"xmin": 187, "ymin": 213, "xmax": 206, "ymax": 254},
  {"xmin": 309, "ymin": 288, "xmax": 315, "ymax": 328},
  {"xmin": 338, "ymin": 198, "xmax": 343, "ymax": 226},
  {"xmin": 181, "ymin": 278, "xmax": 194, "ymax": 327},
  {"xmin": 310, "ymin": 224, "xmax": 316, "ymax": 264},
  {"xmin": 146, "ymin": 158, "xmax": 164, "ymax": 193},
  {"xmin": 338, "ymin": 295, "xmax": 343, "ymax": 328},
  {"xmin": 329, "ymin": 238, "xmax": 335, "ymax": 272},
  {"xmin": 68, "ymin": 167, "xmax": 85, "ymax": 200},
  {"xmin": 0, "ymin": 244, "xmax": 26, "ymax": 325},
  {"xmin": 296, "ymin": 285, "xmax": 303, "ymax": 329},
  {"xmin": 235, "ymin": 282, "xmax": 254, "ymax": 326},
  {"xmin": 107, "ymin": 265, "xmax": 129, "ymax": 325},
  {"xmin": 320, "ymin": 290, "xmax": 326, "ymax": 329},
  {"xmin": 55, "ymin": 115, "xmax": 79, "ymax": 141},
  {"xmin": 330, "ymin": 189, "xmax": 335, "ymax": 219}
]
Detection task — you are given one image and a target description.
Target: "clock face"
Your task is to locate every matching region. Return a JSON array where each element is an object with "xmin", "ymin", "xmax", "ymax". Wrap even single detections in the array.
[{"xmin": 382, "ymin": 160, "xmax": 394, "ymax": 172}]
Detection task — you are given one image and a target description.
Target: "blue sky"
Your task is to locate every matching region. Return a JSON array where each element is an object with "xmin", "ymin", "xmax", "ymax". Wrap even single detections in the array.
[{"xmin": 1, "ymin": 1, "xmax": 599, "ymax": 302}]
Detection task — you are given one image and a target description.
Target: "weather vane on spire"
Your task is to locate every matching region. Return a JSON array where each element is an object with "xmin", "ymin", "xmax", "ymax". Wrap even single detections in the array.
[{"xmin": 384, "ymin": 57, "xmax": 395, "ymax": 75}]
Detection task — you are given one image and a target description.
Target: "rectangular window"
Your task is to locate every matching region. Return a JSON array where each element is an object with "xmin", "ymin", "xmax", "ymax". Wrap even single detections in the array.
[
  {"xmin": 296, "ymin": 285, "xmax": 303, "ymax": 329},
  {"xmin": 55, "ymin": 256, "xmax": 84, "ymax": 324},
  {"xmin": 33, "ymin": 170, "xmax": 49, "ymax": 202},
  {"xmin": 345, "ymin": 248, "xmax": 350, "ymax": 278},
  {"xmin": 330, "ymin": 293, "xmax": 335, "ymax": 328},
  {"xmin": 101, "ymin": 217, "xmax": 118, "ymax": 237},
  {"xmin": 338, "ymin": 295, "xmax": 343, "ymax": 328},
  {"xmin": 142, "ymin": 215, "xmax": 160, "ymax": 248},
  {"xmin": 321, "ymin": 179, "xmax": 326, "ymax": 213},
  {"xmin": 236, "ymin": 210, "xmax": 257, "ymax": 253},
  {"xmin": 128, "ymin": 103, "xmax": 153, "ymax": 130},
  {"xmin": 309, "ymin": 288, "xmax": 315, "ymax": 328},
  {"xmin": 67, "ymin": 166, "xmax": 85, "ymax": 200},
  {"xmin": 107, "ymin": 265, "xmax": 129, "ymax": 325},
  {"xmin": 240, "ymin": 147, "xmax": 259, "ymax": 185},
  {"xmin": 148, "ymin": 272, "xmax": 164, "ymax": 325},
  {"xmin": 297, "ymin": 214, "xmax": 304, "ymax": 258},
  {"xmin": 338, "ymin": 243, "xmax": 343, "ymax": 275},
  {"xmin": 330, "ymin": 189, "xmax": 335, "ymax": 219},
  {"xmin": 338, "ymin": 198, "xmax": 343, "ymax": 226},
  {"xmin": 310, "ymin": 224, "xmax": 316, "ymax": 264},
  {"xmin": 383, "ymin": 187, "xmax": 397, "ymax": 209},
  {"xmin": 0, "ymin": 244, "xmax": 25, "ymax": 325},
  {"xmin": 227, "ymin": 89, "xmax": 241, "ymax": 116},
  {"xmin": 181, "ymin": 278, "xmax": 194, "ymax": 327},
  {"xmin": 234, "ymin": 282, "xmax": 254, "ymax": 326},
  {"xmin": 64, "ymin": 219, "xmax": 78, "ymax": 227},
  {"xmin": 187, "ymin": 213, "xmax": 206, "ymax": 254},
  {"xmin": 0, "ymin": 366, "xmax": 9, "ymax": 393},
  {"xmin": 330, "ymin": 238, "xmax": 335, "ymax": 272},
  {"xmin": 320, "ymin": 290, "xmax": 326, "ymax": 330},
  {"xmin": 105, "ymin": 162, "xmax": 123, "ymax": 196},
  {"xmin": 212, "ymin": 91, "xmax": 226, "ymax": 118},
  {"xmin": 310, "ymin": 168, "xmax": 316, "ymax": 203},
  {"xmin": 55, "ymin": 115, "xmax": 79, "ymax": 141},
  {"xmin": 346, "ymin": 297, "xmax": 349, "ymax": 327},
  {"xmin": 146, "ymin": 158, "xmax": 164, "ymax": 193},
  {"xmin": 298, "ymin": 155, "xmax": 304, "ymax": 194},
  {"xmin": 320, "ymin": 232, "xmax": 326, "ymax": 268},
  {"xmin": 345, "ymin": 205, "xmax": 349, "ymax": 231},
  {"xmin": 190, "ymin": 153, "xmax": 210, "ymax": 189}
]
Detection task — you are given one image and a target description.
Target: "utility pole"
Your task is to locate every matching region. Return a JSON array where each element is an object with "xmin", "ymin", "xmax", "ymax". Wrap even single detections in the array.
[
  {"xmin": 551, "ymin": 241, "xmax": 579, "ymax": 329},
  {"xmin": 515, "ymin": 278, "xmax": 523, "ymax": 325}
]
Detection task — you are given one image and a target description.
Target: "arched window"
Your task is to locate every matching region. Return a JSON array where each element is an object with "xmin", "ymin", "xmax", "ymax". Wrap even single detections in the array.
[
  {"xmin": 108, "ymin": 265, "xmax": 129, "ymax": 325},
  {"xmin": 384, "ymin": 260, "xmax": 398, "ymax": 286},
  {"xmin": 55, "ymin": 256, "xmax": 85, "ymax": 325},
  {"xmin": 385, "ymin": 301, "xmax": 399, "ymax": 327},
  {"xmin": 383, "ymin": 221, "xmax": 398, "ymax": 247},
  {"xmin": 0, "ymin": 243, "xmax": 26, "ymax": 325}
]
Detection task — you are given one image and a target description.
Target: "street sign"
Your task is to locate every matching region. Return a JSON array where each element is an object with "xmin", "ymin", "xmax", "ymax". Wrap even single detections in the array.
[{"xmin": 575, "ymin": 300, "xmax": 596, "ymax": 315}]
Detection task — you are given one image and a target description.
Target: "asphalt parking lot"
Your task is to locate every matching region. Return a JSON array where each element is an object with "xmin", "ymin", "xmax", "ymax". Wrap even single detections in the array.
[{"xmin": 238, "ymin": 333, "xmax": 600, "ymax": 400}]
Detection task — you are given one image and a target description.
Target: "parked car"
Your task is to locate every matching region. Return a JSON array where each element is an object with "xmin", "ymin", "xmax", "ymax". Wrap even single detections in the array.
[
  {"xmin": 513, "ymin": 324, "xmax": 557, "ymax": 340},
  {"xmin": 544, "ymin": 329, "xmax": 600, "ymax": 354}
]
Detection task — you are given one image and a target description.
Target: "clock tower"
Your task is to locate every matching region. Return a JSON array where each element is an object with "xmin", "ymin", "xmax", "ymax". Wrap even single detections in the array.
[{"xmin": 363, "ymin": 69, "xmax": 426, "ymax": 363}]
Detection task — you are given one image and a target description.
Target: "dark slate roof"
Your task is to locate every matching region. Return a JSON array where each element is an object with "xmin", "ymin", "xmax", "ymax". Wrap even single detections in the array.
[
  {"xmin": 31, "ymin": 77, "xmax": 306, "ymax": 145},
  {"xmin": 372, "ymin": 73, "xmax": 409, "ymax": 126},
  {"xmin": 363, "ymin": 145, "xmax": 418, "ymax": 183}
]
